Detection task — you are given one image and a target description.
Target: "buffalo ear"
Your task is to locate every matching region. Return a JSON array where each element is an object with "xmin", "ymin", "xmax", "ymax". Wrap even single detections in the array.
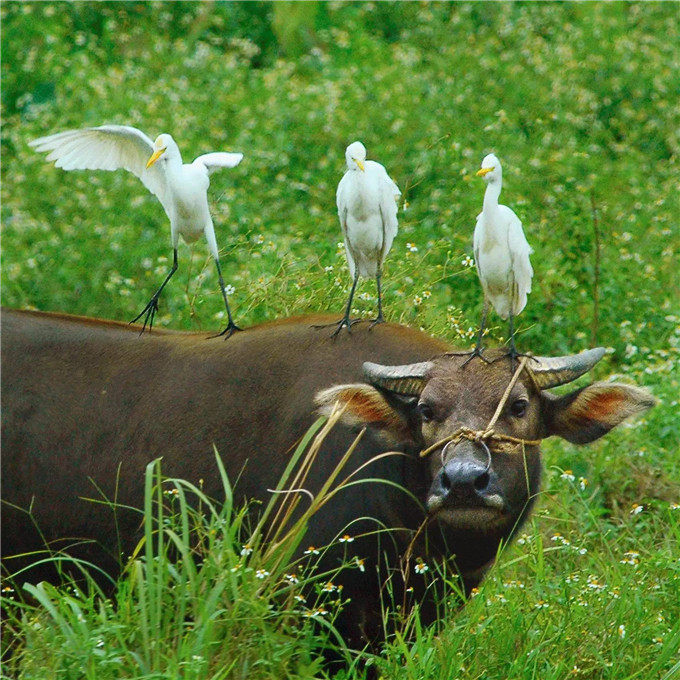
[
  {"xmin": 544, "ymin": 382, "xmax": 656, "ymax": 445},
  {"xmin": 315, "ymin": 383, "xmax": 417, "ymax": 445}
]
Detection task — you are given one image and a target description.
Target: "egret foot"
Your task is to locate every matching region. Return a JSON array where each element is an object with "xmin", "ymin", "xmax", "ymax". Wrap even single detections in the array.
[
  {"xmin": 312, "ymin": 317, "xmax": 363, "ymax": 338},
  {"xmin": 368, "ymin": 314, "xmax": 386, "ymax": 330},
  {"xmin": 211, "ymin": 320, "xmax": 242, "ymax": 340},
  {"xmin": 130, "ymin": 296, "xmax": 161, "ymax": 335},
  {"xmin": 330, "ymin": 317, "xmax": 360, "ymax": 338},
  {"xmin": 445, "ymin": 346, "xmax": 492, "ymax": 367},
  {"xmin": 493, "ymin": 347, "xmax": 538, "ymax": 373},
  {"xmin": 130, "ymin": 248, "xmax": 178, "ymax": 336}
]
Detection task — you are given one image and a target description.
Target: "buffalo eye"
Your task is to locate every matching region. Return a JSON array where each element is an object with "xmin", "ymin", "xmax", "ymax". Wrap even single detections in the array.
[
  {"xmin": 417, "ymin": 401, "xmax": 435, "ymax": 423},
  {"xmin": 509, "ymin": 399, "xmax": 529, "ymax": 418}
]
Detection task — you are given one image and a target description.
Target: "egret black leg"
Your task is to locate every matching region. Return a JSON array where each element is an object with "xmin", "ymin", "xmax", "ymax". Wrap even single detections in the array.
[
  {"xmin": 130, "ymin": 248, "xmax": 178, "ymax": 334},
  {"xmin": 447, "ymin": 300, "xmax": 491, "ymax": 366},
  {"xmin": 369, "ymin": 270, "xmax": 385, "ymax": 329},
  {"xmin": 499, "ymin": 312, "xmax": 537, "ymax": 371},
  {"xmin": 212, "ymin": 258, "xmax": 241, "ymax": 340},
  {"xmin": 313, "ymin": 270, "xmax": 363, "ymax": 337},
  {"xmin": 332, "ymin": 270, "xmax": 361, "ymax": 337},
  {"xmin": 506, "ymin": 312, "xmax": 515, "ymax": 371}
]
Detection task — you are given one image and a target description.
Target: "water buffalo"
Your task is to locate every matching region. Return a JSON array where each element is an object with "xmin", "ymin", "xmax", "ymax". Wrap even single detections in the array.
[{"xmin": 1, "ymin": 308, "xmax": 653, "ymax": 648}]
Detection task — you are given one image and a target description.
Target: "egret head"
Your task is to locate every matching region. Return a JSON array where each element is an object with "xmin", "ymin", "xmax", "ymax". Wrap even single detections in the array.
[
  {"xmin": 147, "ymin": 134, "xmax": 177, "ymax": 168},
  {"xmin": 476, "ymin": 153, "xmax": 501, "ymax": 183},
  {"xmin": 345, "ymin": 141, "xmax": 367, "ymax": 172}
]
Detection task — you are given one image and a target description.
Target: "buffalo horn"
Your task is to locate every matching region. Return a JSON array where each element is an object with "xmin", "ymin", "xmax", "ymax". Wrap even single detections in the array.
[
  {"xmin": 529, "ymin": 347, "xmax": 606, "ymax": 389},
  {"xmin": 363, "ymin": 361, "xmax": 433, "ymax": 396}
]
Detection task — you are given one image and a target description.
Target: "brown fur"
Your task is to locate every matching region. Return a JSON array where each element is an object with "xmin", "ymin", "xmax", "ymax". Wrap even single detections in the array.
[{"xmin": 1, "ymin": 309, "xmax": 653, "ymax": 649}]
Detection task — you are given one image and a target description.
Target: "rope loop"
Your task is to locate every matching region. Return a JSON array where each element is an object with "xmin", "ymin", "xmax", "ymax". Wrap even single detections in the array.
[{"xmin": 419, "ymin": 356, "xmax": 542, "ymax": 459}]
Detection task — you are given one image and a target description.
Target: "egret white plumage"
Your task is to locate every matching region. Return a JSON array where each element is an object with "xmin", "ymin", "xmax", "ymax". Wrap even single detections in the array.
[
  {"xmin": 471, "ymin": 153, "xmax": 533, "ymax": 362},
  {"xmin": 324, "ymin": 141, "xmax": 400, "ymax": 337},
  {"xmin": 29, "ymin": 125, "xmax": 244, "ymax": 337}
]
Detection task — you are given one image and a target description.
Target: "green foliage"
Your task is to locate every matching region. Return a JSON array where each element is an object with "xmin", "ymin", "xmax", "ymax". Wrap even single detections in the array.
[
  {"xmin": 2, "ymin": 3, "xmax": 679, "ymax": 679},
  {"xmin": 3, "ymin": 2, "xmax": 678, "ymax": 354}
]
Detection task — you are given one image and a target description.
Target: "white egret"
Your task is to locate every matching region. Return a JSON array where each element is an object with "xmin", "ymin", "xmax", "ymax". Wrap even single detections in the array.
[
  {"xmin": 29, "ymin": 125, "xmax": 244, "ymax": 337},
  {"xmin": 323, "ymin": 140, "xmax": 400, "ymax": 337},
  {"xmin": 471, "ymin": 153, "xmax": 533, "ymax": 363}
]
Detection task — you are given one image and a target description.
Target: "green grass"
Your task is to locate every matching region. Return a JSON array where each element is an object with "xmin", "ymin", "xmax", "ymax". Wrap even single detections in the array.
[
  {"xmin": 2, "ymin": 3, "xmax": 679, "ymax": 679},
  {"xmin": 1, "ymin": 414, "xmax": 371, "ymax": 679}
]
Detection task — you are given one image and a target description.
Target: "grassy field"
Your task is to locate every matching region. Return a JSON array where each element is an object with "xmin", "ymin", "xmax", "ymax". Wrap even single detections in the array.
[{"xmin": 2, "ymin": 3, "xmax": 679, "ymax": 679}]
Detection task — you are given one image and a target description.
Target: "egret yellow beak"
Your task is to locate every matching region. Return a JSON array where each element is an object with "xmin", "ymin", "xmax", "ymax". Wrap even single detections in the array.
[
  {"xmin": 146, "ymin": 147, "xmax": 166, "ymax": 168},
  {"xmin": 476, "ymin": 166, "xmax": 494, "ymax": 177},
  {"xmin": 354, "ymin": 159, "xmax": 365, "ymax": 172}
]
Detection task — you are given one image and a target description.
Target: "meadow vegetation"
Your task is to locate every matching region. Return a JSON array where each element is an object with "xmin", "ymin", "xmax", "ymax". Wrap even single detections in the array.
[{"xmin": 1, "ymin": 3, "xmax": 679, "ymax": 679}]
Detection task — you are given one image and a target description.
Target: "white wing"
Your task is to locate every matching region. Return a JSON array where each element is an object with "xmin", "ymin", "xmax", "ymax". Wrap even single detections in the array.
[
  {"xmin": 503, "ymin": 205, "xmax": 533, "ymax": 315},
  {"xmin": 336, "ymin": 172, "xmax": 356, "ymax": 279},
  {"xmin": 336, "ymin": 170, "xmax": 350, "ymax": 216},
  {"xmin": 473, "ymin": 213, "xmax": 484, "ymax": 286},
  {"xmin": 29, "ymin": 125, "xmax": 168, "ymax": 203},
  {"xmin": 194, "ymin": 152, "xmax": 244, "ymax": 174},
  {"xmin": 368, "ymin": 160, "xmax": 400, "ymax": 263}
]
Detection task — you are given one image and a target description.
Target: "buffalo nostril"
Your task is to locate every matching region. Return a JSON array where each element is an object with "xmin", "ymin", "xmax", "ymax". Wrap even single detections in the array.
[
  {"xmin": 432, "ymin": 459, "xmax": 500, "ymax": 508},
  {"xmin": 474, "ymin": 471, "xmax": 490, "ymax": 492},
  {"xmin": 440, "ymin": 470, "xmax": 451, "ymax": 491}
]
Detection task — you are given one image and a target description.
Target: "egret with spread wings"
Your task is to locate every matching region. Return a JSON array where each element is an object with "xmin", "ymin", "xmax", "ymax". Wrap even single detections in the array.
[
  {"xmin": 326, "ymin": 141, "xmax": 400, "ymax": 337},
  {"xmin": 30, "ymin": 125, "xmax": 243, "ymax": 337}
]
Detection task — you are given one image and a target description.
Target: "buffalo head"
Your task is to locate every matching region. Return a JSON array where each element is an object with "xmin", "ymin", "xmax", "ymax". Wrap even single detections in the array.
[{"xmin": 316, "ymin": 348, "xmax": 654, "ymax": 552}]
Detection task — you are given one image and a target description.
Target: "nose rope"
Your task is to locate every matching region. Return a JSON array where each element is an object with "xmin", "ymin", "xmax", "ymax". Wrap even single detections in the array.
[
  {"xmin": 442, "ymin": 435, "xmax": 493, "ymax": 473},
  {"xmin": 420, "ymin": 356, "xmax": 541, "ymax": 459}
]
